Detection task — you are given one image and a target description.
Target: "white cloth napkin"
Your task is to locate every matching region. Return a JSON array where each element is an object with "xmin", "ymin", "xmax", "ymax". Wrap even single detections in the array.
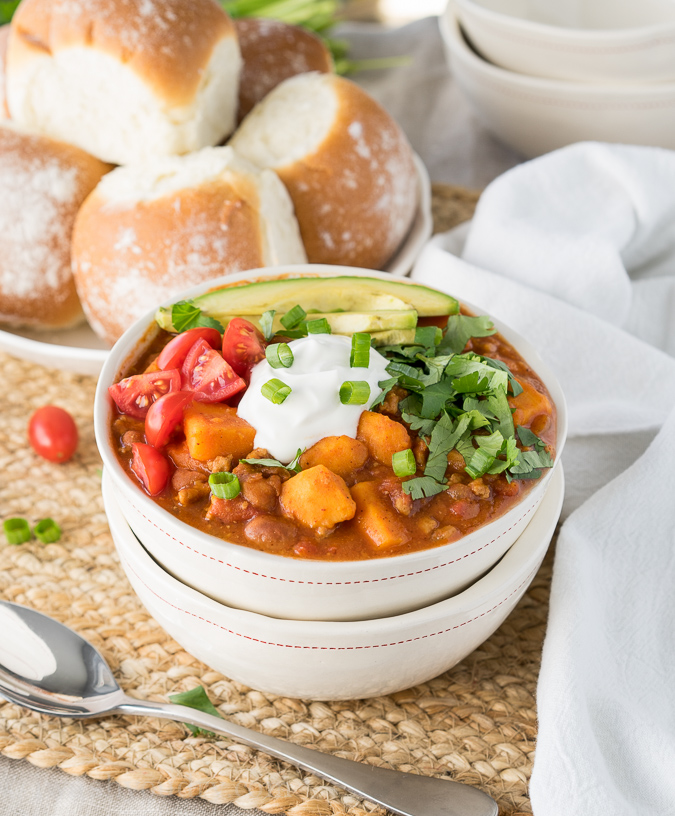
[{"xmin": 411, "ymin": 142, "xmax": 675, "ymax": 816}]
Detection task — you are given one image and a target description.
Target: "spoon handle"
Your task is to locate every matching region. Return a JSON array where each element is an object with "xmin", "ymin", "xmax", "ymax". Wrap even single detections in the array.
[{"xmin": 116, "ymin": 696, "xmax": 496, "ymax": 816}]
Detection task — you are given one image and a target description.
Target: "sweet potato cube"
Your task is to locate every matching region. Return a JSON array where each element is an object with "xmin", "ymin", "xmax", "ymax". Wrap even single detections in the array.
[
  {"xmin": 350, "ymin": 480, "xmax": 410, "ymax": 550},
  {"xmin": 357, "ymin": 411, "xmax": 411, "ymax": 466},
  {"xmin": 510, "ymin": 381, "xmax": 553, "ymax": 431},
  {"xmin": 280, "ymin": 465, "xmax": 356, "ymax": 532},
  {"xmin": 183, "ymin": 402, "xmax": 256, "ymax": 462},
  {"xmin": 299, "ymin": 435, "xmax": 369, "ymax": 478}
]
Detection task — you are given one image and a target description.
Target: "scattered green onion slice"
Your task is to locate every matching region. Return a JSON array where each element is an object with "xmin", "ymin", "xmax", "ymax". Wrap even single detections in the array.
[
  {"xmin": 280, "ymin": 305, "xmax": 307, "ymax": 331},
  {"xmin": 208, "ymin": 472, "xmax": 241, "ymax": 500},
  {"xmin": 306, "ymin": 318, "xmax": 331, "ymax": 335},
  {"xmin": 262, "ymin": 378, "xmax": 292, "ymax": 404},
  {"xmin": 392, "ymin": 449, "xmax": 416, "ymax": 478},
  {"xmin": 34, "ymin": 518, "xmax": 61, "ymax": 544},
  {"xmin": 266, "ymin": 342, "xmax": 294, "ymax": 369},
  {"xmin": 259, "ymin": 309, "xmax": 276, "ymax": 342},
  {"xmin": 339, "ymin": 380, "xmax": 371, "ymax": 405},
  {"xmin": 3, "ymin": 518, "xmax": 31, "ymax": 545},
  {"xmin": 350, "ymin": 333, "xmax": 371, "ymax": 368}
]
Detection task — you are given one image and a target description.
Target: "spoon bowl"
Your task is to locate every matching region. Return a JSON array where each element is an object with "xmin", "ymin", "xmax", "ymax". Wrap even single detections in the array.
[{"xmin": 0, "ymin": 599, "xmax": 497, "ymax": 816}]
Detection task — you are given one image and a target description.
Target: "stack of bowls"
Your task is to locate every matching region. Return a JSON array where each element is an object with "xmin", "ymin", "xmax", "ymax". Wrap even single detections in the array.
[
  {"xmin": 94, "ymin": 266, "xmax": 567, "ymax": 701},
  {"xmin": 440, "ymin": 0, "xmax": 675, "ymax": 157}
]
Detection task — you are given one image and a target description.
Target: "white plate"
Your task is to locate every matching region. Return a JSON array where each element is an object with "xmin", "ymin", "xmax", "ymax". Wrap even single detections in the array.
[{"xmin": 0, "ymin": 155, "xmax": 432, "ymax": 377}]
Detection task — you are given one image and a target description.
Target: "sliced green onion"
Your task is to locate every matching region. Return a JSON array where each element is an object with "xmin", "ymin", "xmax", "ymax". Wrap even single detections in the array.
[
  {"xmin": 259, "ymin": 309, "xmax": 276, "ymax": 341},
  {"xmin": 414, "ymin": 326, "xmax": 442, "ymax": 347},
  {"xmin": 392, "ymin": 449, "xmax": 416, "ymax": 477},
  {"xmin": 3, "ymin": 518, "xmax": 31, "ymax": 545},
  {"xmin": 339, "ymin": 380, "xmax": 371, "ymax": 405},
  {"xmin": 306, "ymin": 318, "xmax": 331, "ymax": 335},
  {"xmin": 266, "ymin": 342, "xmax": 294, "ymax": 369},
  {"xmin": 350, "ymin": 333, "xmax": 371, "ymax": 368},
  {"xmin": 280, "ymin": 305, "xmax": 306, "ymax": 330},
  {"xmin": 208, "ymin": 472, "xmax": 241, "ymax": 500},
  {"xmin": 262, "ymin": 378, "xmax": 292, "ymax": 404},
  {"xmin": 33, "ymin": 518, "xmax": 61, "ymax": 544}
]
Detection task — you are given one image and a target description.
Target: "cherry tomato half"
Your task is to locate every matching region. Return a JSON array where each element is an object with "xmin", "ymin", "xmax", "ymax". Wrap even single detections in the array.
[
  {"xmin": 222, "ymin": 318, "xmax": 266, "ymax": 378},
  {"xmin": 108, "ymin": 369, "xmax": 181, "ymax": 418},
  {"xmin": 145, "ymin": 391, "xmax": 194, "ymax": 449},
  {"xmin": 28, "ymin": 405, "xmax": 78, "ymax": 463},
  {"xmin": 131, "ymin": 443, "xmax": 171, "ymax": 496},
  {"xmin": 182, "ymin": 339, "xmax": 246, "ymax": 402},
  {"xmin": 156, "ymin": 328, "xmax": 222, "ymax": 371}
]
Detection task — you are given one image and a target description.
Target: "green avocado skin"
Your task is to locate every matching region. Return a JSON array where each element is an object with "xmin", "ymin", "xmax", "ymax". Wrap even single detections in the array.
[{"xmin": 156, "ymin": 276, "xmax": 459, "ymax": 333}]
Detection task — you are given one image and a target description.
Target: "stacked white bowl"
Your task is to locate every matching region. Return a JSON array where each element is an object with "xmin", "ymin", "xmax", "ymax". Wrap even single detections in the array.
[
  {"xmin": 440, "ymin": 0, "xmax": 675, "ymax": 157},
  {"xmin": 94, "ymin": 266, "xmax": 567, "ymax": 701}
]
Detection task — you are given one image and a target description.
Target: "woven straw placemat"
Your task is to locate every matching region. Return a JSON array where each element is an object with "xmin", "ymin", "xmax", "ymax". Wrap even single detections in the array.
[{"xmin": 0, "ymin": 184, "xmax": 550, "ymax": 816}]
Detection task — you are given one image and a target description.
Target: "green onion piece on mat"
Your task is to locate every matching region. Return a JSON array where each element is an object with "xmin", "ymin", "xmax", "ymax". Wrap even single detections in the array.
[
  {"xmin": 209, "ymin": 472, "xmax": 241, "ymax": 500},
  {"xmin": 350, "ymin": 333, "xmax": 371, "ymax": 368},
  {"xmin": 280, "ymin": 305, "xmax": 306, "ymax": 331},
  {"xmin": 392, "ymin": 449, "xmax": 416, "ymax": 477},
  {"xmin": 306, "ymin": 318, "xmax": 331, "ymax": 335},
  {"xmin": 168, "ymin": 685, "xmax": 224, "ymax": 738},
  {"xmin": 262, "ymin": 378, "xmax": 292, "ymax": 404},
  {"xmin": 339, "ymin": 381, "xmax": 370, "ymax": 405},
  {"xmin": 33, "ymin": 518, "xmax": 61, "ymax": 544},
  {"xmin": 266, "ymin": 342, "xmax": 294, "ymax": 369},
  {"xmin": 3, "ymin": 518, "xmax": 31, "ymax": 545}
]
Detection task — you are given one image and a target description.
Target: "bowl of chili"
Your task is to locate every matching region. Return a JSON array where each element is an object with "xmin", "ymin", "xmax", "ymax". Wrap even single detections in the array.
[
  {"xmin": 103, "ymin": 463, "xmax": 564, "ymax": 700},
  {"xmin": 94, "ymin": 266, "xmax": 567, "ymax": 622}
]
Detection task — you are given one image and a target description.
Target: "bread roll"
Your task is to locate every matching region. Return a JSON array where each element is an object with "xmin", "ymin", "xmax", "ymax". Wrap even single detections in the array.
[
  {"xmin": 230, "ymin": 73, "xmax": 418, "ymax": 270},
  {"xmin": 0, "ymin": 25, "xmax": 9, "ymax": 119},
  {"xmin": 6, "ymin": 0, "xmax": 241, "ymax": 165},
  {"xmin": 72, "ymin": 146, "xmax": 308, "ymax": 345},
  {"xmin": 235, "ymin": 18, "xmax": 333, "ymax": 121},
  {"xmin": 0, "ymin": 123, "xmax": 111, "ymax": 330}
]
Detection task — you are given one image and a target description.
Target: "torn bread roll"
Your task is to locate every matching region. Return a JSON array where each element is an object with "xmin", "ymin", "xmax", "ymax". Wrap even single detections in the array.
[
  {"xmin": 72, "ymin": 146, "xmax": 308, "ymax": 345},
  {"xmin": 6, "ymin": 0, "xmax": 241, "ymax": 165},
  {"xmin": 235, "ymin": 18, "xmax": 333, "ymax": 121},
  {"xmin": 0, "ymin": 123, "xmax": 112, "ymax": 330},
  {"xmin": 230, "ymin": 72, "xmax": 418, "ymax": 270}
]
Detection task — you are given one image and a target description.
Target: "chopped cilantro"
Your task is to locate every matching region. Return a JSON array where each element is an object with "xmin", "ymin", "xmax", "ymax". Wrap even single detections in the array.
[
  {"xmin": 402, "ymin": 475, "xmax": 447, "ymax": 500},
  {"xmin": 437, "ymin": 314, "xmax": 496, "ymax": 355},
  {"xmin": 168, "ymin": 686, "xmax": 223, "ymax": 738},
  {"xmin": 171, "ymin": 301, "xmax": 224, "ymax": 334},
  {"xmin": 369, "ymin": 377, "xmax": 400, "ymax": 409},
  {"xmin": 241, "ymin": 448, "xmax": 303, "ymax": 473}
]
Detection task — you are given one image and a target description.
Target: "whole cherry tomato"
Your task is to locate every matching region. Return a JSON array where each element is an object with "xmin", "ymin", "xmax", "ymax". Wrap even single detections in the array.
[{"xmin": 28, "ymin": 405, "xmax": 79, "ymax": 463}]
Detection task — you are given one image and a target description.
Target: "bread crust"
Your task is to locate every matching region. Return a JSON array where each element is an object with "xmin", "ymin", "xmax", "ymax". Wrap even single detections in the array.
[
  {"xmin": 233, "ymin": 74, "xmax": 418, "ymax": 270},
  {"xmin": 8, "ymin": 0, "xmax": 234, "ymax": 108},
  {"xmin": 236, "ymin": 18, "xmax": 333, "ymax": 121},
  {"xmin": 0, "ymin": 124, "xmax": 112, "ymax": 330}
]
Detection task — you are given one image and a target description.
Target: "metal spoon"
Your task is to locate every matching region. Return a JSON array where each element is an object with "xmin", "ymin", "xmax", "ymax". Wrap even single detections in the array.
[{"xmin": 0, "ymin": 600, "xmax": 497, "ymax": 816}]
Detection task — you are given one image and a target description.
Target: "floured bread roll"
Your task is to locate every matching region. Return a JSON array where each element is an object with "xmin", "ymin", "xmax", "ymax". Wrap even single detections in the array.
[
  {"xmin": 0, "ymin": 26, "xmax": 9, "ymax": 118},
  {"xmin": 230, "ymin": 72, "xmax": 418, "ymax": 270},
  {"xmin": 0, "ymin": 123, "xmax": 112, "ymax": 330},
  {"xmin": 6, "ymin": 0, "xmax": 241, "ymax": 165},
  {"xmin": 72, "ymin": 146, "xmax": 307, "ymax": 345},
  {"xmin": 235, "ymin": 18, "xmax": 333, "ymax": 121}
]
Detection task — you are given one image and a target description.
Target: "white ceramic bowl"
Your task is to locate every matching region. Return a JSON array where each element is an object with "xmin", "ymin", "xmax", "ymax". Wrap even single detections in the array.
[
  {"xmin": 454, "ymin": 0, "xmax": 675, "ymax": 84},
  {"xmin": 94, "ymin": 266, "xmax": 566, "ymax": 622},
  {"xmin": 441, "ymin": 6, "xmax": 675, "ymax": 158},
  {"xmin": 103, "ymin": 464, "xmax": 564, "ymax": 700}
]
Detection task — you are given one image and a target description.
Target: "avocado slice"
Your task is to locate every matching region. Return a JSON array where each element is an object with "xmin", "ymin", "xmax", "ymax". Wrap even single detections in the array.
[
  {"xmin": 156, "ymin": 276, "xmax": 458, "ymax": 331},
  {"xmin": 370, "ymin": 328, "xmax": 417, "ymax": 347}
]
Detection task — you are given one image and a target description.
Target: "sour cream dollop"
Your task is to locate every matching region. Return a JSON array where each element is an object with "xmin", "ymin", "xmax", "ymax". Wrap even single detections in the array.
[{"xmin": 237, "ymin": 334, "xmax": 391, "ymax": 463}]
